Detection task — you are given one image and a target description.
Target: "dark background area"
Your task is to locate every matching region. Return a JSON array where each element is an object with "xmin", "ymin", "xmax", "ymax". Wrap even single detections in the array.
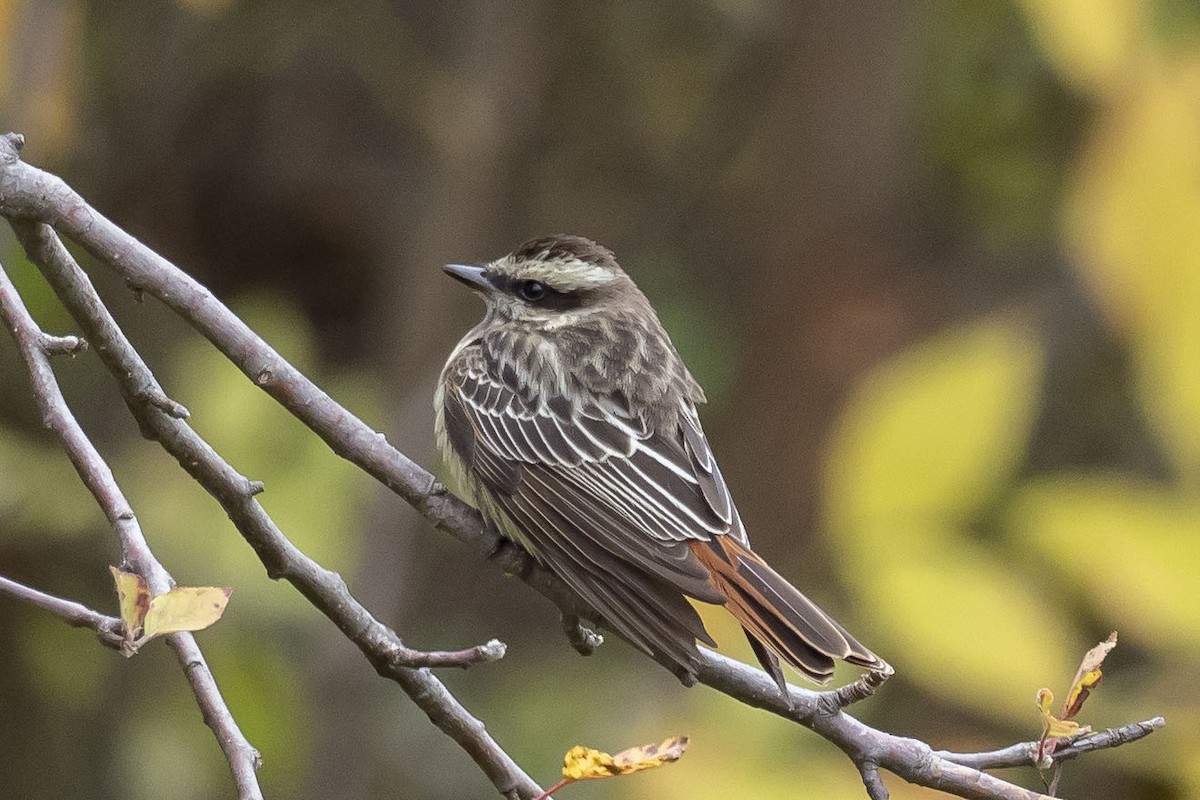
[{"xmin": 1, "ymin": 2, "xmax": 1196, "ymax": 798}]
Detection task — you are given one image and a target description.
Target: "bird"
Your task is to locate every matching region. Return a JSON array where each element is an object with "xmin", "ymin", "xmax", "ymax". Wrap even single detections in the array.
[{"xmin": 435, "ymin": 234, "xmax": 886, "ymax": 694}]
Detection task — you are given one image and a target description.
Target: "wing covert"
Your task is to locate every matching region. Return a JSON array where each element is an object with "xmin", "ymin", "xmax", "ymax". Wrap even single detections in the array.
[{"xmin": 441, "ymin": 351, "xmax": 746, "ymax": 602}]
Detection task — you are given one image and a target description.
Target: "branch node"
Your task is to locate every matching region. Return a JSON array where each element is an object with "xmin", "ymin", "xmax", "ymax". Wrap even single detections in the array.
[
  {"xmin": 95, "ymin": 622, "xmax": 126, "ymax": 652},
  {"xmin": 476, "ymin": 638, "xmax": 508, "ymax": 663},
  {"xmin": 141, "ymin": 389, "xmax": 190, "ymax": 419},
  {"xmin": 245, "ymin": 478, "xmax": 266, "ymax": 496},
  {"xmin": 41, "ymin": 332, "xmax": 88, "ymax": 356},
  {"xmin": 818, "ymin": 664, "xmax": 893, "ymax": 714}
]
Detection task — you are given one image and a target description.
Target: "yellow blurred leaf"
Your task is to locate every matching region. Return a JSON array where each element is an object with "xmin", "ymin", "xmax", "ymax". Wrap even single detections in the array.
[
  {"xmin": 1016, "ymin": 0, "xmax": 1146, "ymax": 96},
  {"xmin": 142, "ymin": 586, "xmax": 232, "ymax": 638},
  {"xmin": 847, "ymin": 533, "xmax": 1075, "ymax": 725},
  {"xmin": 142, "ymin": 294, "xmax": 376, "ymax": 599},
  {"xmin": 1066, "ymin": 62, "xmax": 1200, "ymax": 483},
  {"xmin": 109, "ymin": 566, "xmax": 150, "ymax": 639},
  {"xmin": 1010, "ymin": 478, "xmax": 1200, "ymax": 653},
  {"xmin": 826, "ymin": 316, "xmax": 1042, "ymax": 532}
]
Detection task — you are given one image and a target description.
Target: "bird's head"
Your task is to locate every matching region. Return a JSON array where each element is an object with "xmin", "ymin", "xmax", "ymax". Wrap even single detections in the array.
[{"xmin": 443, "ymin": 235, "xmax": 641, "ymax": 328}]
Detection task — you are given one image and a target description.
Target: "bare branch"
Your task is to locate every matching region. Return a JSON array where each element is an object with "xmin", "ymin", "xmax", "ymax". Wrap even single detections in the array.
[
  {"xmin": 0, "ymin": 574, "xmax": 124, "ymax": 649},
  {"xmin": 936, "ymin": 718, "xmax": 1167, "ymax": 771},
  {"xmin": 1051, "ymin": 717, "xmax": 1165, "ymax": 762},
  {"xmin": 6, "ymin": 217, "xmax": 541, "ymax": 800},
  {"xmin": 399, "ymin": 638, "xmax": 508, "ymax": 669},
  {"xmin": 0, "ymin": 132, "xmax": 1164, "ymax": 800},
  {"xmin": 0, "ymin": 256, "xmax": 263, "ymax": 800}
]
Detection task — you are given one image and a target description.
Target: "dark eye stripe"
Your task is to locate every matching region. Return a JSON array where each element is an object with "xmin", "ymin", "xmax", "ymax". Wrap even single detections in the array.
[{"xmin": 492, "ymin": 275, "xmax": 584, "ymax": 310}]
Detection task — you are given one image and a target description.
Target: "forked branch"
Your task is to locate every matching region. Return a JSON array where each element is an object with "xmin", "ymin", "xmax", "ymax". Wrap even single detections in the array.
[{"xmin": 0, "ymin": 132, "xmax": 1162, "ymax": 800}]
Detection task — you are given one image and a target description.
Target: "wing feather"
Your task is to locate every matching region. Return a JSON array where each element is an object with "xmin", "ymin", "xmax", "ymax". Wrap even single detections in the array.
[
  {"xmin": 680, "ymin": 401, "xmax": 737, "ymax": 531},
  {"xmin": 506, "ymin": 466, "xmax": 716, "ymax": 656},
  {"xmin": 442, "ymin": 350, "xmax": 740, "ymax": 672}
]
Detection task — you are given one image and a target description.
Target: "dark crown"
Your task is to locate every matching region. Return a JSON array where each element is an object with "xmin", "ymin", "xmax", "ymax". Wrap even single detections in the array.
[{"xmin": 512, "ymin": 235, "xmax": 620, "ymax": 271}]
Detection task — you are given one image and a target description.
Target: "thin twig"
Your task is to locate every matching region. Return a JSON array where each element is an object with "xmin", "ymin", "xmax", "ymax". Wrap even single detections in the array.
[
  {"xmin": 0, "ymin": 574, "xmax": 124, "ymax": 649},
  {"xmin": 936, "ymin": 717, "xmax": 1167, "ymax": 771},
  {"xmin": 1047, "ymin": 762, "xmax": 1063, "ymax": 796},
  {"xmin": 858, "ymin": 760, "xmax": 888, "ymax": 800},
  {"xmin": 0, "ymin": 256, "xmax": 264, "ymax": 800},
  {"xmin": 1051, "ymin": 717, "xmax": 1165, "ymax": 762},
  {"xmin": 399, "ymin": 638, "xmax": 508, "ymax": 668},
  {"xmin": 8, "ymin": 217, "xmax": 541, "ymax": 800}
]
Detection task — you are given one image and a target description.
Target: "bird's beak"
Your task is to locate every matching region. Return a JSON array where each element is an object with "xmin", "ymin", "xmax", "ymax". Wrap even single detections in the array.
[{"xmin": 442, "ymin": 263, "xmax": 493, "ymax": 293}]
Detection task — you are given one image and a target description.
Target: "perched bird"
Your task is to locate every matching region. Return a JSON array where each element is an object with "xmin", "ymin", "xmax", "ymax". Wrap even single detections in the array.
[{"xmin": 435, "ymin": 234, "xmax": 886, "ymax": 692}]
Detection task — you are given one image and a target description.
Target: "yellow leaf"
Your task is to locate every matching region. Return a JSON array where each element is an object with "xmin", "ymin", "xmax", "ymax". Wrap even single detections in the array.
[
  {"xmin": 142, "ymin": 586, "xmax": 232, "ymax": 638},
  {"xmin": 561, "ymin": 745, "xmax": 618, "ymax": 781},
  {"xmin": 1037, "ymin": 688, "xmax": 1085, "ymax": 739},
  {"xmin": 109, "ymin": 566, "xmax": 149, "ymax": 638},
  {"xmin": 562, "ymin": 736, "xmax": 688, "ymax": 781}
]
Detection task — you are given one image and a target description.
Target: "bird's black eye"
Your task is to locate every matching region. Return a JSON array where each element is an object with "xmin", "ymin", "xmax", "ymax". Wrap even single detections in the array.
[{"xmin": 518, "ymin": 280, "xmax": 546, "ymax": 302}]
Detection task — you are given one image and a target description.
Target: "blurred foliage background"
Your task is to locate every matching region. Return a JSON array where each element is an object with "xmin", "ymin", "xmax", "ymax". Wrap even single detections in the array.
[{"xmin": 0, "ymin": 1, "xmax": 1197, "ymax": 798}]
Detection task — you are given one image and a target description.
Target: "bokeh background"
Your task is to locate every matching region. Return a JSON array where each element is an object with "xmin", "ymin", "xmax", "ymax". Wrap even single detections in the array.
[{"xmin": 1, "ymin": 1, "xmax": 1197, "ymax": 798}]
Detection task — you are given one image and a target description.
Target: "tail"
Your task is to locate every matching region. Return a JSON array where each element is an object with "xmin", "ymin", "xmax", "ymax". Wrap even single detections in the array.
[{"xmin": 689, "ymin": 536, "xmax": 885, "ymax": 693}]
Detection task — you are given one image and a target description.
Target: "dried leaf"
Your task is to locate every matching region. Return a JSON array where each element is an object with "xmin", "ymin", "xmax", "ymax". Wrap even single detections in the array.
[
  {"xmin": 612, "ymin": 736, "xmax": 689, "ymax": 772},
  {"xmin": 1063, "ymin": 631, "xmax": 1116, "ymax": 719},
  {"xmin": 109, "ymin": 566, "xmax": 150, "ymax": 638},
  {"xmin": 142, "ymin": 586, "xmax": 232, "ymax": 638},
  {"xmin": 1034, "ymin": 633, "xmax": 1118, "ymax": 762}
]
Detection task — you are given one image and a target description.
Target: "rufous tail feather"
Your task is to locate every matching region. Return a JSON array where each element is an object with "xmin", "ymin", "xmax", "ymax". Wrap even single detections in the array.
[{"xmin": 689, "ymin": 536, "xmax": 884, "ymax": 694}]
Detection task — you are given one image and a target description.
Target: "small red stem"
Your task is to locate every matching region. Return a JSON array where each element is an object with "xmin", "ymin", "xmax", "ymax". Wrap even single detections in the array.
[{"xmin": 531, "ymin": 777, "xmax": 571, "ymax": 800}]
